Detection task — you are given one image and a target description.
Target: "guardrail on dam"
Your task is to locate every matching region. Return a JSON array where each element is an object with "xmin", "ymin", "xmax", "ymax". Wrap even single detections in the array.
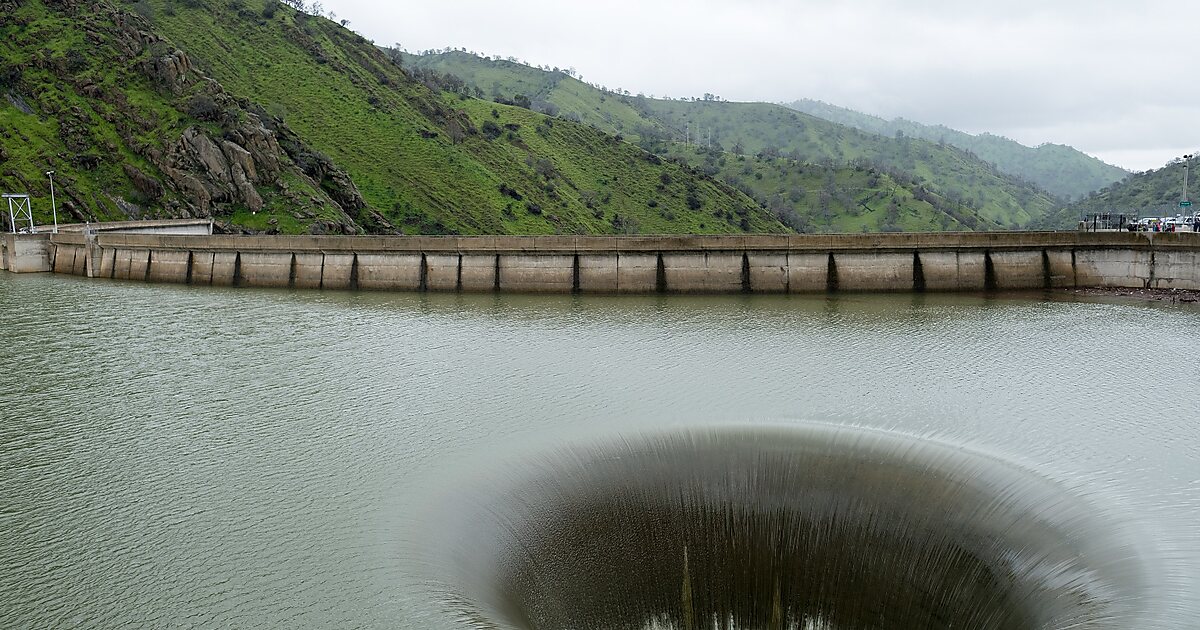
[{"xmin": 4, "ymin": 231, "xmax": 1199, "ymax": 293}]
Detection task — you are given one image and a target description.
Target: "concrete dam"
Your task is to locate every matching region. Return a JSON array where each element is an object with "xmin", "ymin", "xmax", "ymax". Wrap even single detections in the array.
[{"xmin": 3, "ymin": 229, "xmax": 1199, "ymax": 293}]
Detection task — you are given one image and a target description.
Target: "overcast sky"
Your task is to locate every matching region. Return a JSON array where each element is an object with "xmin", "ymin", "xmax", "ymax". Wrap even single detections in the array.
[{"xmin": 322, "ymin": 0, "xmax": 1198, "ymax": 172}]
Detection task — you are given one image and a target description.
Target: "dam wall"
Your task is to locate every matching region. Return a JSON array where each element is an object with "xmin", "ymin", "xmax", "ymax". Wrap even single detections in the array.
[
  {"xmin": 27, "ymin": 231, "xmax": 1200, "ymax": 293},
  {"xmin": 2, "ymin": 220, "xmax": 210, "ymax": 275},
  {"xmin": 0, "ymin": 233, "xmax": 52, "ymax": 273}
]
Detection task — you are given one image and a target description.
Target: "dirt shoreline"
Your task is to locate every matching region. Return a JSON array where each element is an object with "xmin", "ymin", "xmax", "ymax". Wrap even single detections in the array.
[{"xmin": 1064, "ymin": 286, "xmax": 1200, "ymax": 304}]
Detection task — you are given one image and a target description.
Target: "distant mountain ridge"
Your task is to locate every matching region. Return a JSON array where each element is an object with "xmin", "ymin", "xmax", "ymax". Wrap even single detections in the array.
[
  {"xmin": 786, "ymin": 99, "xmax": 1128, "ymax": 201},
  {"xmin": 402, "ymin": 51, "xmax": 1058, "ymax": 229}
]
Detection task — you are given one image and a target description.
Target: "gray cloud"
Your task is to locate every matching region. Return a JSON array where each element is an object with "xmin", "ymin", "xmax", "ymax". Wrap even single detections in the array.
[{"xmin": 324, "ymin": 0, "xmax": 1200, "ymax": 171}]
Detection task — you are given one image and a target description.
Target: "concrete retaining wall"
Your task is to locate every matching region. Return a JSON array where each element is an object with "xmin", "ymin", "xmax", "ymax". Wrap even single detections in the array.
[
  {"xmin": 835, "ymin": 252, "xmax": 913, "ymax": 292},
  {"xmin": 1153, "ymin": 248, "xmax": 1200, "ymax": 289},
  {"xmin": 615, "ymin": 253, "xmax": 659, "ymax": 293},
  {"xmin": 7, "ymin": 231, "xmax": 1198, "ymax": 294},
  {"xmin": 1, "ymin": 234, "xmax": 53, "ymax": 273},
  {"xmin": 918, "ymin": 251, "xmax": 986, "ymax": 291}
]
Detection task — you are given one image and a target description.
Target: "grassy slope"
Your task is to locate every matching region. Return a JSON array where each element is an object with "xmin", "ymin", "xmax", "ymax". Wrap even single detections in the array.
[
  {"xmin": 641, "ymin": 99, "xmax": 1055, "ymax": 227},
  {"xmin": 418, "ymin": 56, "xmax": 993, "ymax": 232},
  {"xmin": 0, "ymin": 7, "xmax": 121, "ymax": 222},
  {"xmin": 787, "ymin": 99, "xmax": 1129, "ymax": 201},
  {"xmin": 146, "ymin": 1, "xmax": 780, "ymax": 235},
  {"xmin": 665, "ymin": 146, "xmax": 998, "ymax": 232},
  {"xmin": 2, "ymin": 4, "xmax": 183, "ymax": 223},
  {"xmin": 401, "ymin": 52, "xmax": 667, "ymax": 139},
  {"xmin": 1, "ymin": 1, "xmax": 382, "ymax": 232},
  {"xmin": 405, "ymin": 52, "xmax": 1058, "ymax": 229}
]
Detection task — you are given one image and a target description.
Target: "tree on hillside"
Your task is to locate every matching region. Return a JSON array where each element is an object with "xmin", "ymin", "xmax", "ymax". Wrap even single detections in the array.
[
  {"xmin": 384, "ymin": 44, "xmax": 404, "ymax": 66},
  {"xmin": 132, "ymin": 0, "xmax": 154, "ymax": 20},
  {"xmin": 446, "ymin": 118, "xmax": 467, "ymax": 144},
  {"xmin": 533, "ymin": 100, "xmax": 559, "ymax": 117},
  {"xmin": 533, "ymin": 158, "xmax": 559, "ymax": 180}
]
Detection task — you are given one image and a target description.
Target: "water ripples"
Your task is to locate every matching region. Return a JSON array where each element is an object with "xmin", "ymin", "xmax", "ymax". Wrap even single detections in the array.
[{"xmin": 1, "ymin": 274, "xmax": 1198, "ymax": 627}]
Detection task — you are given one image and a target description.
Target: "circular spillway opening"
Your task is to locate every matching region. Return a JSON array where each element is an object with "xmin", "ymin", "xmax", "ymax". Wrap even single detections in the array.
[{"xmin": 432, "ymin": 425, "xmax": 1152, "ymax": 629}]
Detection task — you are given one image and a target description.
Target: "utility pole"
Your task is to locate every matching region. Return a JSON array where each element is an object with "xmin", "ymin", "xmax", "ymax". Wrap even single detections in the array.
[
  {"xmin": 46, "ymin": 169, "xmax": 57, "ymax": 232},
  {"xmin": 1183, "ymin": 155, "xmax": 1192, "ymax": 206}
]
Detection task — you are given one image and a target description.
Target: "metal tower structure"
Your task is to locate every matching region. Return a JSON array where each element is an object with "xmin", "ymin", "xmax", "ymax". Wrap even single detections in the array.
[{"xmin": 3, "ymin": 193, "xmax": 34, "ymax": 233}]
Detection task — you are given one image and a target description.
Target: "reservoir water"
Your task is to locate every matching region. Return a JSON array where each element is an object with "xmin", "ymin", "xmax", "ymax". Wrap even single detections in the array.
[{"xmin": 1, "ymin": 272, "xmax": 1197, "ymax": 628}]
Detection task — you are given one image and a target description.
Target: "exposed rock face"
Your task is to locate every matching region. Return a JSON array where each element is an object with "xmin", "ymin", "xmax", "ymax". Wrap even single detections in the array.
[
  {"xmin": 172, "ymin": 174, "xmax": 212, "ymax": 216},
  {"xmin": 4, "ymin": 0, "xmax": 375, "ymax": 234},
  {"xmin": 3, "ymin": 90, "xmax": 32, "ymax": 114},
  {"xmin": 56, "ymin": 106, "xmax": 96, "ymax": 154},
  {"xmin": 221, "ymin": 141, "xmax": 260, "ymax": 208},
  {"xmin": 154, "ymin": 126, "xmax": 259, "ymax": 215},
  {"xmin": 150, "ymin": 50, "xmax": 192, "ymax": 94},
  {"xmin": 122, "ymin": 164, "xmax": 162, "ymax": 200},
  {"xmin": 225, "ymin": 120, "xmax": 282, "ymax": 180}
]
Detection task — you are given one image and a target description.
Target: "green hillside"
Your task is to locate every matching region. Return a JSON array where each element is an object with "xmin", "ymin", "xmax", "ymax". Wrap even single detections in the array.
[
  {"xmin": 1041, "ymin": 156, "xmax": 1193, "ymax": 227},
  {"xmin": 0, "ymin": 0, "xmax": 783, "ymax": 235},
  {"xmin": 787, "ymin": 99, "xmax": 1128, "ymax": 201},
  {"xmin": 401, "ymin": 51, "xmax": 669, "ymax": 140},
  {"xmin": 661, "ymin": 145, "xmax": 997, "ymax": 233},
  {"xmin": 403, "ymin": 51, "xmax": 1058, "ymax": 229},
  {"xmin": 0, "ymin": 0, "xmax": 368, "ymax": 233},
  {"xmin": 640, "ymin": 99, "xmax": 1055, "ymax": 227}
]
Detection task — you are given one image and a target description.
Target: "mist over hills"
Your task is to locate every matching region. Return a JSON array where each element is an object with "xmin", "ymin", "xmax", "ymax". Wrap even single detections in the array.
[
  {"xmin": 786, "ymin": 99, "xmax": 1129, "ymax": 202},
  {"xmin": 403, "ymin": 50, "xmax": 1063, "ymax": 230}
]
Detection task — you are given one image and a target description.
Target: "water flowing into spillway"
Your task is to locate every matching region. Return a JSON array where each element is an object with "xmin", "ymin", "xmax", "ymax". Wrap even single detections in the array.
[{"xmin": 431, "ymin": 425, "xmax": 1153, "ymax": 630}]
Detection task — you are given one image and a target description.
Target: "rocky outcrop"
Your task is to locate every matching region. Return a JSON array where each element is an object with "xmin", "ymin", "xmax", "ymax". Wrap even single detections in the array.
[
  {"xmin": 56, "ymin": 105, "xmax": 96, "ymax": 154},
  {"xmin": 1, "ymin": 0, "xmax": 392, "ymax": 235},
  {"xmin": 158, "ymin": 126, "xmax": 264, "ymax": 214},
  {"xmin": 149, "ymin": 49, "xmax": 192, "ymax": 94},
  {"xmin": 122, "ymin": 164, "xmax": 163, "ymax": 200},
  {"xmin": 3, "ymin": 90, "xmax": 32, "ymax": 114},
  {"xmin": 225, "ymin": 120, "xmax": 282, "ymax": 180}
]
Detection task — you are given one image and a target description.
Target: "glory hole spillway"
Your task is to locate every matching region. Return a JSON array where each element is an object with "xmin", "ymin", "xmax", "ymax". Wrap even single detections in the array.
[{"xmin": 424, "ymin": 426, "xmax": 1155, "ymax": 630}]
